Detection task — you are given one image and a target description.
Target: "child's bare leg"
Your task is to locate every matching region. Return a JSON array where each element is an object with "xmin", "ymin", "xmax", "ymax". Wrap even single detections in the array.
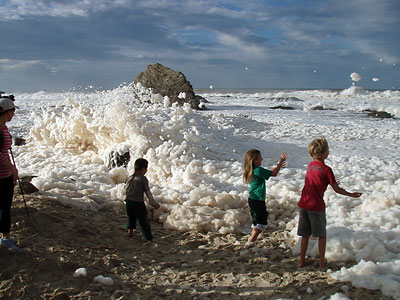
[
  {"xmin": 299, "ymin": 236, "xmax": 310, "ymax": 267},
  {"xmin": 248, "ymin": 227, "xmax": 262, "ymax": 243},
  {"xmin": 318, "ymin": 236, "xmax": 327, "ymax": 269},
  {"xmin": 128, "ymin": 229, "xmax": 133, "ymax": 237}
]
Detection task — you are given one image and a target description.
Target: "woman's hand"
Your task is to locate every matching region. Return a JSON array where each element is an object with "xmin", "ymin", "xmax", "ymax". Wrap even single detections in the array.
[{"xmin": 11, "ymin": 165, "xmax": 18, "ymax": 182}]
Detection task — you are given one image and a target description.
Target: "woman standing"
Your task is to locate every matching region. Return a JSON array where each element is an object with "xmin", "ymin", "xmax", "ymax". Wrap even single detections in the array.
[{"xmin": 0, "ymin": 97, "xmax": 19, "ymax": 250}]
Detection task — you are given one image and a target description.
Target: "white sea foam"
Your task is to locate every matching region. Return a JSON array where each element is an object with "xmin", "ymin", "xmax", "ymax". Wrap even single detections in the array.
[
  {"xmin": 331, "ymin": 260, "xmax": 400, "ymax": 298},
  {"xmin": 73, "ymin": 267, "xmax": 87, "ymax": 277},
  {"xmin": 350, "ymin": 72, "xmax": 361, "ymax": 82},
  {"xmin": 328, "ymin": 293, "xmax": 351, "ymax": 300},
  {"xmin": 93, "ymin": 275, "xmax": 113, "ymax": 286},
  {"xmin": 9, "ymin": 84, "xmax": 400, "ymax": 298}
]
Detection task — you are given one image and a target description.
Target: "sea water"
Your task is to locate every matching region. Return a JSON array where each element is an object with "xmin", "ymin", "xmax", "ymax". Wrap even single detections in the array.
[{"xmin": 7, "ymin": 84, "xmax": 400, "ymax": 298}]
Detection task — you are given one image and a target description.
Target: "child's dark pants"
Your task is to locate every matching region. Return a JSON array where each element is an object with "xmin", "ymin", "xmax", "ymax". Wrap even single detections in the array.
[{"xmin": 125, "ymin": 200, "xmax": 153, "ymax": 241}]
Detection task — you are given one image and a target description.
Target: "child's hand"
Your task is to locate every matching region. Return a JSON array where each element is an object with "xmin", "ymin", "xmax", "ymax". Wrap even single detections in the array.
[
  {"xmin": 279, "ymin": 152, "xmax": 288, "ymax": 167},
  {"xmin": 351, "ymin": 192, "xmax": 362, "ymax": 198},
  {"xmin": 271, "ymin": 152, "xmax": 288, "ymax": 176},
  {"xmin": 154, "ymin": 204, "xmax": 161, "ymax": 209}
]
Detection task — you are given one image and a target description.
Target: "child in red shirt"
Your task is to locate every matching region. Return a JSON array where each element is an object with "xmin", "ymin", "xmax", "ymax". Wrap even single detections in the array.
[{"xmin": 297, "ymin": 138, "xmax": 362, "ymax": 269}]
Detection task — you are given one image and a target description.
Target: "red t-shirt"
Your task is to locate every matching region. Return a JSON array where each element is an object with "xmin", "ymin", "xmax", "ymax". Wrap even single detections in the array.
[{"xmin": 298, "ymin": 160, "xmax": 336, "ymax": 212}]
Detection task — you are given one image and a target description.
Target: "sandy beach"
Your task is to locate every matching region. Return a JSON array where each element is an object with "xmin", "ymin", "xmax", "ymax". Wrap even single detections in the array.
[{"xmin": 0, "ymin": 190, "xmax": 393, "ymax": 300}]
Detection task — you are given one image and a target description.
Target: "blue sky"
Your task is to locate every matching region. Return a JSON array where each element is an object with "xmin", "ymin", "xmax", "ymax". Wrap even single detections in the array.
[{"xmin": 1, "ymin": 0, "xmax": 399, "ymax": 92}]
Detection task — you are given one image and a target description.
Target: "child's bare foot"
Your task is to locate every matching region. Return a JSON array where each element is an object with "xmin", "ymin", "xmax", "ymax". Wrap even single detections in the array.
[
  {"xmin": 320, "ymin": 261, "xmax": 327, "ymax": 270},
  {"xmin": 128, "ymin": 229, "xmax": 133, "ymax": 237},
  {"xmin": 298, "ymin": 260, "xmax": 306, "ymax": 268},
  {"xmin": 146, "ymin": 240, "xmax": 158, "ymax": 246},
  {"xmin": 245, "ymin": 240, "xmax": 255, "ymax": 248}
]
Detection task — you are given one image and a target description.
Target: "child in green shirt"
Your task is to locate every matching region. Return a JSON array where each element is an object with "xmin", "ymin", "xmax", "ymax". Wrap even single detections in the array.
[{"xmin": 243, "ymin": 149, "xmax": 287, "ymax": 246}]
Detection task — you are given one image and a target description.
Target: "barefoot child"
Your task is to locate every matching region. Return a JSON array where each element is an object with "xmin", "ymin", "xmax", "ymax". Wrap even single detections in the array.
[
  {"xmin": 243, "ymin": 149, "xmax": 288, "ymax": 246},
  {"xmin": 297, "ymin": 138, "xmax": 362, "ymax": 269},
  {"xmin": 125, "ymin": 158, "xmax": 160, "ymax": 241}
]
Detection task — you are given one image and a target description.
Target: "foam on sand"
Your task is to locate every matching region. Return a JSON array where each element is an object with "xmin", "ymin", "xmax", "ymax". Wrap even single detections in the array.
[{"xmin": 11, "ymin": 84, "xmax": 400, "ymax": 298}]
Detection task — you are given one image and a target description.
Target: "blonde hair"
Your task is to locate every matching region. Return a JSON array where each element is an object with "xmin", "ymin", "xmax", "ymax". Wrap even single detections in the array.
[
  {"xmin": 308, "ymin": 138, "xmax": 329, "ymax": 160},
  {"xmin": 243, "ymin": 149, "xmax": 261, "ymax": 184}
]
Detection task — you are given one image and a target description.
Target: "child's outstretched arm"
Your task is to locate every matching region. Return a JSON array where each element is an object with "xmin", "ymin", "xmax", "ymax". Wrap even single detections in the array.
[
  {"xmin": 271, "ymin": 152, "xmax": 288, "ymax": 177},
  {"xmin": 331, "ymin": 182, "xmax": 362, "ymax": 198}
]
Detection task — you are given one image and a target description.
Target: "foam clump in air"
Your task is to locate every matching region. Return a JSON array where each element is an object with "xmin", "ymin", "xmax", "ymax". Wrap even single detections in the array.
[{"xmin": 350, "ymin": 72, "xmax": 361, "ymax": 82}]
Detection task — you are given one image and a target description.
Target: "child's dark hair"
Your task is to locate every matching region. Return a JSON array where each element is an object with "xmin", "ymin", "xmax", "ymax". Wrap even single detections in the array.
[
  {"xmin": 243, "ymin": 149, "xmax": 261, "ymax": 184},
  {"xmin": 134, "ymin": 158, "xmax": 148, "ymax": 171}
]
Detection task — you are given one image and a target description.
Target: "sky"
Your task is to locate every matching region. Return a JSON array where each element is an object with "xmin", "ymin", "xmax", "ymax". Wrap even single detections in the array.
[{"xmin": 0, "ymin": 0, "xmax": 399, "ymax": 92}]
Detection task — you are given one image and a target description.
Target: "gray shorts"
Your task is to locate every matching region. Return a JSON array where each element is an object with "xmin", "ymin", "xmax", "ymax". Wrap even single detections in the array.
[{"xmin": 297, "ymin": 208, "xmax": 326, "ymax": 237}]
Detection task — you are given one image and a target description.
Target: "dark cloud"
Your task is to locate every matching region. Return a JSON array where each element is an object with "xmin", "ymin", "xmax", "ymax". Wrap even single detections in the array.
[{"xmin": 0, "ymin": 0, "xmax": 399, "ymax": 92}]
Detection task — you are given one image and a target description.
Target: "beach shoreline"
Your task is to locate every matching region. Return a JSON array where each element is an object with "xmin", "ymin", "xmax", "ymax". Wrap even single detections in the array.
[{"xmin": 0, "ymin": 192, "xmax": 393, "ymax": 300}]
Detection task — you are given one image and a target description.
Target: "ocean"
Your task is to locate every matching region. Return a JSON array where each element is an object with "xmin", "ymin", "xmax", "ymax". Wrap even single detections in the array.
[{"xmin": 6, "ymin": 85, "xmax": 400, "ymax": 298}]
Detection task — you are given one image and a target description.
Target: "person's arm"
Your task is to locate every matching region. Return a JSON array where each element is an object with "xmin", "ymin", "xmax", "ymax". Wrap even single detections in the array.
[
  {"xmin": 0, "ymin": 155, "xmax": 18, "ymax": 181},
  {"xmin": 271, "ymin": 152, "xmax": 288, "ymax": 177},
  {"xmin": 145, "ymin": 190, "xmax": 160, "ymax": 209},
  {"xmin": 331, "ymin": 182, "xmax": 362, "ymax": 198},
  {"xmin": 142, "ymin": 176, "xmax": 160, "ymax": 208}
]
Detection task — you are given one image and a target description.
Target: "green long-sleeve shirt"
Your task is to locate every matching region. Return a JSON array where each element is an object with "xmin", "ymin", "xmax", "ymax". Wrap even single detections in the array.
[{"xmin": 249, "ymin": 166, "xmax": 272, "ymax": 201}]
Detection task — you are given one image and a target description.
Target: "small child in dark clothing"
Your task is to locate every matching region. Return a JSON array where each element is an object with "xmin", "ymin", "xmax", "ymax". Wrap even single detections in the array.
[{"xmin": 125, "ymin": 158, "xmax": 160, "ymax": 241}]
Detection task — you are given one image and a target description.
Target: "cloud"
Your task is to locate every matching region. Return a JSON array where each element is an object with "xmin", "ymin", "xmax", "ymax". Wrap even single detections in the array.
[
  {"xmin": 0, "ymin": 0, "xmax": 132, "ymax": 19},
  {"xmin": 0, "ymin": 0, "xmax": 399, "ymax": 91},
  {"xmin": 217, "ymin": 33, "xmax": 269, "ymax": 60},
  {"xmin": 0, "ymin": 59, "xmax": 41, "ymax": 70},
  {"xmin": 271, "ymin": 0, "xmax": 400, "ymax": 63}
]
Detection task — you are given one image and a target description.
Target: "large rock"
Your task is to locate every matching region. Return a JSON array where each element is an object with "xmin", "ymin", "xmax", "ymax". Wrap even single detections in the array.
[
  {"xmin": 134, "ymin": 63, "xmax": 205, "ymax": 109},
  {"xmin": 15, "ymin": 176, "xmax": 39, "ymax": 194},
  {"xmin": 106, "ymin": 150, "xmax": 131, "ymax": 169},
  {"xmin": 363, "ymin": 110, "xmax": 394, "ymax": 119},
  {"xmin": 14, "ymin": 137, "xmax": 26, "ymax": 146}
]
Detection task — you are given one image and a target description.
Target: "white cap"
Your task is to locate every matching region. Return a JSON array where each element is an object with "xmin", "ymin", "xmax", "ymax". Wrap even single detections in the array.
[{"xmin": 0, "ymin": 97, "xmax": 16, "ymax": 112}]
